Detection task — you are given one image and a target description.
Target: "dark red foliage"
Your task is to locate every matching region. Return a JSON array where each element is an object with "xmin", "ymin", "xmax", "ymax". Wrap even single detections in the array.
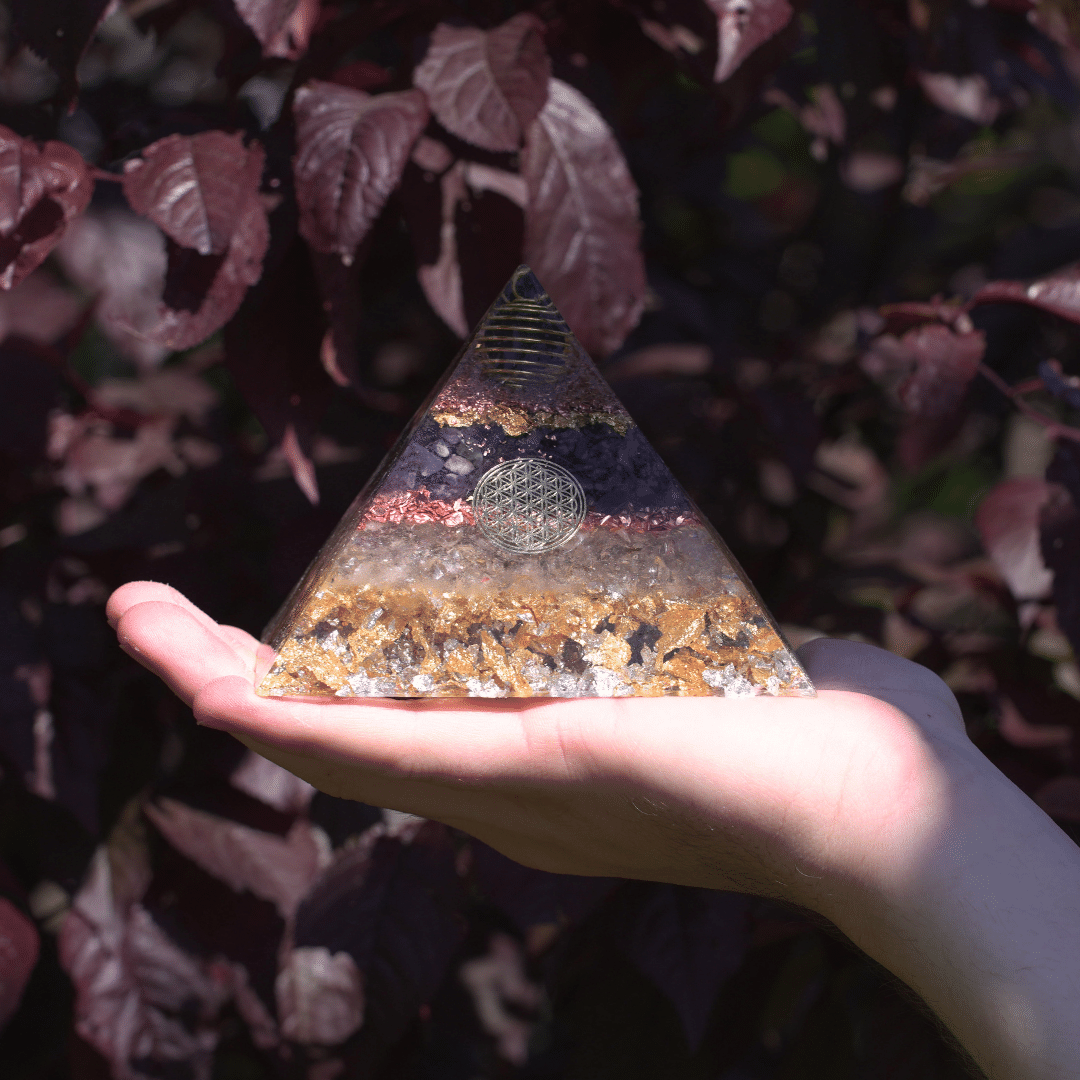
[
  {"xmin": 413, "ymin": 14, "xmax": 551, "ymax": 153},
  {"xmin": 1039, "ymin": 359, "xmax": 1080, "ymax": 410},
  {"xmin": 2, "ymin": 2, "xmax": 1080, "ymax": 1077},
  {"xmin": 895, "ymin": 324, "xmax": 986, "ymax": 418},
  {"xmin": 617, "ymin": 885, "xmax": 750, "ymax": 1052},
  {"xmin": 878, "ymin": 299, "xmax": 972, "ymax": 335},
  {"xmin": 292, "ymin": 822, "xmax": 466, "ymax": 1057},
  {"xmin": 0, "ymin": 896, "xmax": 38, "ymax": 1028},
  {"xmin": 223, "ymin": 233, "xmax": 334, "ymax": 455},
  {"xmin": 973, "ymin": 264, "xmax": 1080, "ymax": 324},
  {"xmin": 10, "ymin": 0, "xmax": 112, "ymax": 104},
  {"xmin": 233, "ymin": 0, "xmax": 320, "ymax": 60},
  {"xmin": 326, "ymin": 60, "xmax": 393, "ymax": 92},
  {"xmin": 469, "ymin": 840, "xmax": 619, "ymax": 933},
  {"xmin": 707, "ymin": 0, "xmax": 795, "ymax": 82},
  {"xmin": 122, "ymin": 132, "xmax": 265, "ymax": 258},
  {"xmin": 122, "ymin": 132, "xmax": 270, "ymax": 349},
  {"xmin": 520, "ymin": 78, "xmax": 646, "ymax": 357},
  {"xmin": 0, "ymin": 127, "xmax": 92, "ymax": 290},
  {"xmin": 1042, "ymin": 443, "xmax": 1080, "ymax": 656},
  {"xmin": 976, "ymin": 477, "xmax": 1054, "ymax": 601},
  {"xmin": 293, "ymin": 82, "xmax": 429, "ymax": 262},
  {"xmin": 0, "ymin": 336, "xmax": 64, "ymax": 468}
]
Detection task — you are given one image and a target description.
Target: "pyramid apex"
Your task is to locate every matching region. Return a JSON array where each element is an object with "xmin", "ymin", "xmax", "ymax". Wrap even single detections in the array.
[
  {"xmin": 503, "ymin": 264, "xmax": 545, "ymax": 300},
  {"xmin": 424, "ymin": 260, "xmax": 627, "ymax": 436}
]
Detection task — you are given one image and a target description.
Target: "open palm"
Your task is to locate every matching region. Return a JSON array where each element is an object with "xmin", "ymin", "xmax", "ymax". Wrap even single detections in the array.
[{"xmin": 108, "ymin": 580, "xmax": 969, "ymax": 919}]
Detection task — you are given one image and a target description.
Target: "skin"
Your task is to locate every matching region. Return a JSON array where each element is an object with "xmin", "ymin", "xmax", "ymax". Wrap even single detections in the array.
[{"xmin": 108, "ymin": 580, "xmax": 1080, "ymax": 1079}]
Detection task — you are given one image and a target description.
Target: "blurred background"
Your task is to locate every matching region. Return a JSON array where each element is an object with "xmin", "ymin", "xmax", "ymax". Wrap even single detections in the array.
[{"xmin": 0, "ymin": 0, "xmax": 1079, "ymax": 1077}]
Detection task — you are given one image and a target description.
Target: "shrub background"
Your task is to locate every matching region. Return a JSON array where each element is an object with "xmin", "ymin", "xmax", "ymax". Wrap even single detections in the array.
[{"xmin": 1, "ymin": 0, "xmax": 1080, "ymax": 1078}]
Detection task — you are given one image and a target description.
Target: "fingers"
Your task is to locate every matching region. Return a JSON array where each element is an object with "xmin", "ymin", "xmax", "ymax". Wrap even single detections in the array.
[
  {"xmin": 115, "ymin": 601, "xmax": 251, "ymax": 706},
  {"xmin": 797, "ymin": 637, "xmax": 966, "ymax": 740},
  {"xmin": 107, "ymin": 581, "xmax": 219, "ymax": 633},
  {"xmin": 217, "ymin": 624, "xmax": 263, "ymax": 655},
  {"xmin": 109, "ymin": 580, "xmax": 265, "ymax": 685},
  {"xmin": 193, "ymin": 673, "xmax": 624, "ymax": 786}
]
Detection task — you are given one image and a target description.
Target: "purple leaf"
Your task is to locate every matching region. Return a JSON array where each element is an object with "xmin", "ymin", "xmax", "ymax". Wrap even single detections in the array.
[
  {"xmin": 638, "ymin": 17, "xmax": 710, "ymax": 58},
  {"xmin": 917, "ymin": 72, "xmax": 1001, "ymax": 125},
  {"xmin": 894, "ymin": 324, "xmax": 986, "ymax": 418},
  {"xmin": 972, "ymin": 264, "xmax": 1080, "ymax": 322},
  {"xmin": 0, "ymin": 336, "xmax": 64, "ymax": 467},
  {"xmin": 459, "ymin": 932, "xmax": 543, "ymax": 1066},
  {"xmin": 996, "ymin": 696, "xmax": 1071, "ymax": 749},
  {"xmin": 281, "ymin": 422, "xmax": 320, "ymax": 505},
  {"xmin": 233, "ymin": 0, "xmax": 320, "ymax": 60},
  {"xmin": 840, "ymin": 151, "xmax": 904, "ymax": 193},
  {"xmin": 1042, "ymin": 442, "xmax": 1080, "ymax": 655},
  {"xmin": 59, "ymin": 848, "xmax": 234, "ymax": 1080},
  {"xmin": 620, "ymin": 886, "xmax": 750, "ymax": 1052},
  {"xmin": 144, "ymin": 797, "xmax": 328, "ymax": 920},
  {"xmin": 326, "ymin": 60, "xmax": 393, "ymax": 93},
  {"xmin": 222, "ymin": 233, "xmax": 334, "ymax": 478},
  {"xmin": 292, "ymin": 821, "xmax": 465, "ymax": 1049},
  {"xmin": 415, "ymin": 158, "xmax": 527, "ymax": 336},
  {"xmin": 456, "ymin": 173, "xmax": 527, "ymax": 330},
  {"xmin": 799, "ymin": 84, "xmax": 846, "ymax": 146},
  {"xmin": 122, "ymin": 132, "xmax": 264, "ymax": 257},
  {"xmin": 0, "ymin": 126, "xmax": 93, "ymax": 290},
  {"xmin": 413, "ymin": 14, "xmax": 551, "ymax": 153},
  {"xmin": 142, "ymin": 197, "xmax": 268, "ymax": 350},
  {"xmin": 230, "ymin": 749, "xmax": 316, "ymax": 816},
  {"xmin": 293, "ymin": 82, "xmax": 429, "ymax": 263},
  {"xmin": 0, "ymin": 896, "xmax": 38, "ymax": 1030},
  {"xmin": 122, "ymin": 134, "xmax": 269, "ymax": 350},
  {"xmin": 143, "ymin": 831, "xmax": 285, "ymax": 1025},
  {"xmin": 1031, "ymin": 1, "xmax": 1080, "ymax": 49},
  {"xmin": 975, "ymin": 478, "xmax": 1055, "ymax": 600},
  {"xmin": 417, "ymin": 160, "xmax": 469, "ymax": 337},
  {"xmin": 877, "ymin": 299, "xmax": 971, "ymax": 334},
  {"xmin": 11, "ymin": 0, "xmax": 112, "ymax": 104},
  {"xmin": 521, "ymin": 78, "xmax": 646, "ymax": 357},
  {"xmin": 706, "ymin": 0, "xmax": 794, "ymax": 83},
  {"xmin": 276, "ymin": 946, "xmax": 364, "ymax": 1045},
  {"xmin": 1039, "ymin": 360, "xmax": 1080, "ymax": 409},
  {"xmin": 470, "ymin": 841, "xmax": 618, "ymax": 938}
]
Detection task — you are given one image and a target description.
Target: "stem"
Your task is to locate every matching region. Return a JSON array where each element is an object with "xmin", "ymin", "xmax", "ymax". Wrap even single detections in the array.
[{"xmin": 977, "ymin": 363, "xmax": 1080, "ymax": 443}]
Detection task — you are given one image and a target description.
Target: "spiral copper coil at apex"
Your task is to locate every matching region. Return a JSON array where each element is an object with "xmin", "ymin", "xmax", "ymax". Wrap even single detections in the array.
[{"xmin": 475, "ymin": 286, "xmax": 571, "ymax": 388}]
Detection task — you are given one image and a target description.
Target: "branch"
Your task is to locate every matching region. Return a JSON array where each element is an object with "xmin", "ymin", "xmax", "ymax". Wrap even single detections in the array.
[{"xmin": 977, "ymin": 363, "xmax": 1080, "ymax": 443}]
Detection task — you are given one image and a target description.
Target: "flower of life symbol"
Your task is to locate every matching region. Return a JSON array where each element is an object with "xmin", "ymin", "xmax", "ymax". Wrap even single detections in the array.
[{"xmin": 473, "ymin": 459, "xmax": 587, "ymax": 554}]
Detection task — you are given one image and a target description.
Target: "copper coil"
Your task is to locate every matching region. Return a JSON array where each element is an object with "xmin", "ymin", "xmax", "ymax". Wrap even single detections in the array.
[{"xmin": 475, "ymin": 298, "xmax": 572, "ymax": 387}]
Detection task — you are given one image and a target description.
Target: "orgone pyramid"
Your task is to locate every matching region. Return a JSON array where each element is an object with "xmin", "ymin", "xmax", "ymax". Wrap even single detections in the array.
[{"xmin": 257, "ymin": 267, "xmax": 814, "ymax": 699}]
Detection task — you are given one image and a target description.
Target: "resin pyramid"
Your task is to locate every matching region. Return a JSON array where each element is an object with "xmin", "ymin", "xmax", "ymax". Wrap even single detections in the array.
[{"xmin": 258, "ymin": 267, "xmax": 814, "ymax": 699}]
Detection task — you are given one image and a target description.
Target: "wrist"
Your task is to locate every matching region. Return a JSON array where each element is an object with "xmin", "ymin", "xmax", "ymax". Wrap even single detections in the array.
[{"xmin": 822, "ymin": 735, "xmax": 1080, "ymax": 1080}]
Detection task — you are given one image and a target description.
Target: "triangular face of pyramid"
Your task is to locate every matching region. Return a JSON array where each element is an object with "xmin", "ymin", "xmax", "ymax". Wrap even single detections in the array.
[{"xmin": 258, "ymin": 267, "xmax": 814, "ymax": 699}]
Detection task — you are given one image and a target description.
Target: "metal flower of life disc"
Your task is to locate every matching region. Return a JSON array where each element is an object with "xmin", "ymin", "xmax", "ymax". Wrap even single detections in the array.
[
  {"xmin": 473, "ymin": 458, "xmax": 586, "ymax": 554},
  {"xmin": 257, "ymin": 264, "xmax": 814, "ymax": 700}
]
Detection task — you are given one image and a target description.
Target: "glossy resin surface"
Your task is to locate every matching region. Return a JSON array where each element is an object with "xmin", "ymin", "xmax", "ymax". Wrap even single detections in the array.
[{"xmin": 258, "ymin": 267, "xmax": 814, "ymax": 699}]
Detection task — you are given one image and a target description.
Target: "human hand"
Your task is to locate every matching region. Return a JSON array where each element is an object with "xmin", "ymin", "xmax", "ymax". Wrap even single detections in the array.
[
  {"xmin": 110, "ymin": 582, "xmax": 1080, "ymax": 1078},
  {"xmin": 106, "ymin": 580, "xmax": 968, "ymax": 921}
]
